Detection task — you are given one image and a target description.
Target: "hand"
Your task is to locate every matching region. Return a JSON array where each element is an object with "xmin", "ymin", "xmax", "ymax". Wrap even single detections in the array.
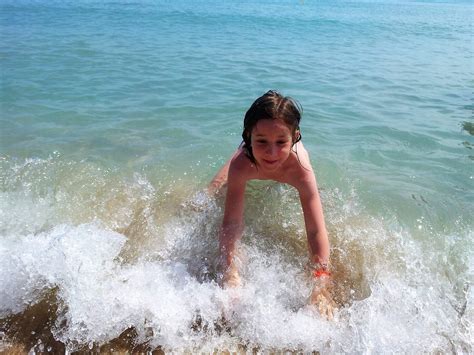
[
  {"xmin": 223, "ymin": 263, "xmax": 242, "ymax": 288},
  {"xmin": 309, "ymin": 276, "xmax": 336, "ymax": 320}
]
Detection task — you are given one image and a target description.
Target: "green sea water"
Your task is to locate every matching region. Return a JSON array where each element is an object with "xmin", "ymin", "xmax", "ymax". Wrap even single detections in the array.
[{"xmin": 1, "ymin": 0, "xmax": 473, "ymax": 352}]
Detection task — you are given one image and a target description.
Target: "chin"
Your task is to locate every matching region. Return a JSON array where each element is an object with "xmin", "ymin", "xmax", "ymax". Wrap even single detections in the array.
[{"xmin": 259, "ymin": 161, "xmax": 281, "ymax": 171}]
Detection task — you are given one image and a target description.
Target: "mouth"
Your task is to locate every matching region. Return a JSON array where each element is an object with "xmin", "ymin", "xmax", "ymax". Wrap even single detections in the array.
[{"xmin": 262, "ymin": 159, "xmax": 278, "ymax": 165}]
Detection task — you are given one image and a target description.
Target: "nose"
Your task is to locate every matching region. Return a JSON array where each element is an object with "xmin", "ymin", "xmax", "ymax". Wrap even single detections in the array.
[{"xmin": 265, "ymin": 144, "xmax": 277, "ymax": 157}]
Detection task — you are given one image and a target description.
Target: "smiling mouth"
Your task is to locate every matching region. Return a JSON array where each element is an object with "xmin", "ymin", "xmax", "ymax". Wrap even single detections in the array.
[{"xmin": 263, "ymin": 159, "xmax": 278, "ymax": 165}]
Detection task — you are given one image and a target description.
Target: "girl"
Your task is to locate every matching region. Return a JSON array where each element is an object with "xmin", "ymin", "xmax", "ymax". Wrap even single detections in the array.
[{"xmin": 209, "ymin": 90, "xmax": 334, "ymax": 317}]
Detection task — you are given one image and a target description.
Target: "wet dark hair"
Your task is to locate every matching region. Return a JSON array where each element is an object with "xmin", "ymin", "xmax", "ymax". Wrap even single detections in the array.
[{"xmin": 242, "ymin": 90, "xmax": 302, "ymax": 164}]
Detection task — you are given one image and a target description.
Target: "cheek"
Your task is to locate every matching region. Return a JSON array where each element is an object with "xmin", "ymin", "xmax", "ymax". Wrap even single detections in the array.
[
  {"xmin": 280, "ymin": 145, "xmax": 292, "ymax": 155},
  {"xmin": 251, "ymin": 144, "xmax": 262, "ymax": 153},
  {"xmin": 251, "ymin": 143, "xmax": 291, "ymax": 158}
]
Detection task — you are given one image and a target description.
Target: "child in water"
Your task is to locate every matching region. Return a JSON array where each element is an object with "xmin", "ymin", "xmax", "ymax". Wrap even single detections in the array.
[{"xmin": 209, "ymin": 90, "xmax": 334, "ymax": 318}]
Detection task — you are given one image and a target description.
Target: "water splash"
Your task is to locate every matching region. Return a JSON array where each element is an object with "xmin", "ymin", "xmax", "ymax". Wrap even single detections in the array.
[{"xmin": 0, "ymin": 156, "xmax": 472, "ymax": 352}]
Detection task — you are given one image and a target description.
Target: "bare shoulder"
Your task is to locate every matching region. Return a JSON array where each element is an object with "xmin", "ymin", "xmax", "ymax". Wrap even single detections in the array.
[
  {"xmin": 288, "ymin": 142, "xmax": 318, "ymax": 191},
  {"xmin": 228, "ymin": 148, "xmax": 256, "ymax": 183},
  {"xmin": 294, "ymin": 142, "xmax": 312, "ymax": 170}
]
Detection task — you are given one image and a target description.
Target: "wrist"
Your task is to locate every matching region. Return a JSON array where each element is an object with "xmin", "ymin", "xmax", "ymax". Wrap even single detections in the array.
[
  {"xmin": 313, "ymin": 269, "xmax": 331, "ymax": 278},
  {"xmin": 310, "ymin": 261, "xmax": 331, "ymax": 279}
]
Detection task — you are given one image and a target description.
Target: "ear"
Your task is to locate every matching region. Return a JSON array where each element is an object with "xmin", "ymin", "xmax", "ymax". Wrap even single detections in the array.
[{"xmin": 294, "ymin": 129, "xmax": 301, "ymax": 142}]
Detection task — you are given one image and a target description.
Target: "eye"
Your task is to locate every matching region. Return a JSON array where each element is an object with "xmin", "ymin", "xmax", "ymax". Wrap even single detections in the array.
[
  {"xmin": 277, "ymin": 140, "xmax": 288, "ymax": 145},
  {"xmin": 256, "ymin": 140, "xmax": 267, "ymax": 145}
]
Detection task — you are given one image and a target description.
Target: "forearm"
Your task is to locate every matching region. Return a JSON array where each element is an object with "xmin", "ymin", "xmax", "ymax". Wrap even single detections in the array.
[
  {"xmin": 307, "ymin": 230, "xmax": 334, "ymax": 318},
  {"xmin": 219, "ymin": 222, "xmax": 243, "ymax": 267},
  {"xmin": 307, "ymin": 230, "xmax": 330, "ymax": 266},
  {"xmin": 218, "ymin": 222, "xmax": 244, "ymax": 287}
]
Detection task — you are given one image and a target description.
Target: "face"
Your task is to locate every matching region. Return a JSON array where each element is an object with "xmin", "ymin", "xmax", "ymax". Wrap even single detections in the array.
[{"xmin": 250, "ymin": 119, "xmax": 294, "ymax": 172}]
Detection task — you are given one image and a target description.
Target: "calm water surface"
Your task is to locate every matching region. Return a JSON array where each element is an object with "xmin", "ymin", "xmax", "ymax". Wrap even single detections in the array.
[{"xmin": 0, "ymin": 0, "xmax": 473, "ymax": 352}]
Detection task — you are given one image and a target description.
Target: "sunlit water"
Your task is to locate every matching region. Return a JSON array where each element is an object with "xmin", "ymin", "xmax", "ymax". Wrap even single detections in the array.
[{"xmin": 0, "ymin": 0, "xmax": 473, "ymax": 353}]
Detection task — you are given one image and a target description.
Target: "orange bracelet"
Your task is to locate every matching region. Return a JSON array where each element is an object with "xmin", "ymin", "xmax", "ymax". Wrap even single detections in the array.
[{"xmin": 313, "ymin": 269, "xmax": 331, "ymax": 278}]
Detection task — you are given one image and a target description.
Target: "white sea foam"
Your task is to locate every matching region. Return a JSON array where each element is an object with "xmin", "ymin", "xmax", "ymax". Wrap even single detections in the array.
[
  {"xmin": 0, "ymin": 158, "xmax": 472, "ymax": 352},
  {"xmin": 1, "ymin": 216, "xmax": 471, "ymax": 352}
]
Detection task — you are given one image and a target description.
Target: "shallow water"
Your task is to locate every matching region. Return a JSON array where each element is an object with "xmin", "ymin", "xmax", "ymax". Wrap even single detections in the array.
[{"xmin": 1, "ymin": 0, "xmax": 473, "ymax": 353}]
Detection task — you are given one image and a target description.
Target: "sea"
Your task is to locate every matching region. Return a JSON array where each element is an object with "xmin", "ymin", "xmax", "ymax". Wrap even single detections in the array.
[{"xmin": 0, "ymin": 0, "xmax": 473, "ymax": 353}]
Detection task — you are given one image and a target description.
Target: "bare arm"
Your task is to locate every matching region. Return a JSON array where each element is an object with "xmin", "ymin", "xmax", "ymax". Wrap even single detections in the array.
[
  {"xmin": 297, "ymin": 171, "xmax": 335, "ymax": 318},
  {"xmin": 298, "ymin": 173, "xmax": 330, "ymax": 266},
  {"xmin": 218, "ymin": 157, "xmax": 247, "ymax": 287}
]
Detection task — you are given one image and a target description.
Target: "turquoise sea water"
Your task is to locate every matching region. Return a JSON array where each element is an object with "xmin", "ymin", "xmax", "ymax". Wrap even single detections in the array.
[{"xmin": 1, "ymin": 0, "xmax": 473, "ymax": 352}]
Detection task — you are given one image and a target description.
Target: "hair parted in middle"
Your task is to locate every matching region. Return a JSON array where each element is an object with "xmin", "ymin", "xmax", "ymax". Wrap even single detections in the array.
[{"xmin": 241, "ymin": 90, "xmax": 303, "ymax": 164}]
